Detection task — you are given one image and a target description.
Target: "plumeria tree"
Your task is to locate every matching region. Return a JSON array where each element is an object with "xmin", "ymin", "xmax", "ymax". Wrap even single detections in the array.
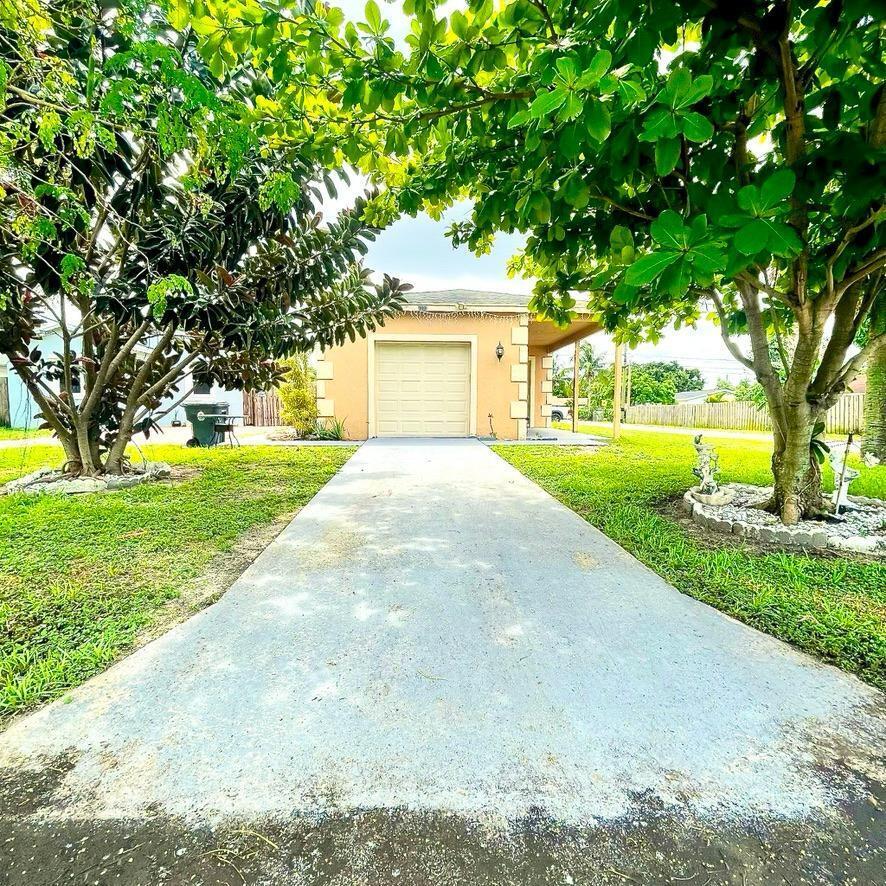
[
  {"xmin": 186, "ymin": 0, "xmax": 884, "ymax": 523},
  {"xmin": 0, "ymin": 0, "xmax": 405, "ymax": 475}
]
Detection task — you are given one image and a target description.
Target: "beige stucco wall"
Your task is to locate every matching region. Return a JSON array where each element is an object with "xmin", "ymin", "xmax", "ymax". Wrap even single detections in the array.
[
  {"xmin": 315, "ymin": 312, "xmax": 532, "ymax": 440},
  {"xmin": 528, "ymin": 349, "xmax": 554, "ymax": 428}
]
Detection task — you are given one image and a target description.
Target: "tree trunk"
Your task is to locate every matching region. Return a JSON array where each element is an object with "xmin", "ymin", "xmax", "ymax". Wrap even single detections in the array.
[
  {"xmin": 770, "ymin": 410, "xmax": 823, "ymax": 524},
  {"xmin": 862, "ymin": 297, "xmax": 885, "ymax": 460}
]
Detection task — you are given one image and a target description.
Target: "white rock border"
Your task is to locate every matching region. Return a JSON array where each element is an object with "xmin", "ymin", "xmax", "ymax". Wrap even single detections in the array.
[
  {"xmin": 681, "ymin": 485, "xmax": 886, "ymax": 557},
  {"xmin": 3, "ymin": 461, "xmax": 173, "ymax": 496}
]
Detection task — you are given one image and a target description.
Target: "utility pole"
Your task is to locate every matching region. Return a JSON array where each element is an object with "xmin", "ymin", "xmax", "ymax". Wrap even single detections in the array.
[
  {"xmin": 572, "ymin": 338, "xmax": 580, "ymax": 433},
  {"xmin": 624, "ymin": 350, "xmax": 632, "ymax": 409},
  {"xmin": 612, "ymin": 342, "xmax": 624, "ymax": 440}
]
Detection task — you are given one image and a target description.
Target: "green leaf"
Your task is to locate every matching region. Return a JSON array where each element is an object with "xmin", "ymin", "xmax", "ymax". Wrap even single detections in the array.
[
  {"xmin": 558, "ymin": 122, "xmax": 584, "ymax": 158},
  {"xmin": 530, "ymin": 87, "xmax": 567, "ymax": 119},
  {"xmin": 577, "ymin": 49, "xmax": 612, "ymax": 88},
  {"xmin": 658, "ymin": 255, "xmax": 692, "ymax": 295},
  {"xmin": 562, "ymin": 172, "xmax": 590, "ymax": 208},
  {"xmin": 734, "ymin": 219, "xmax": 771, "ymax": 255},
  {"xmin": 531, "ymin": 192, "xmax": 551, "ymax": 223},
  {"xmin": 610, "ymin": 225, "xmax": 633, "ymax": 250},
  {"xmin": 559, "ymin": 91, "xmax": 583, "ymax": 121},
  {"xmin": 680, "ymin": 111, "xmax": 714, "ymax": 142},
  {"xmin": 688, "ymin": 242, "xmax": 726, "ymax": 278},
  {"xmin": 663, "ymin": 67, "xmax": 691, "ymax": 108},
  {"xmin": 689, "ymin": 214, "xmax": 709, "ymax": 243},
  {"xmin": 555, "ymin": 57, "xmax": 578, "ymax": 84},
  {"xmin": 641, "ymin": 107, "xmax": 678, "ymax": 140},
  {"xmin": 450, "ymin": 10, "xmax": 469, "ymax": 39},
  {"xmin": 507, "ymin": 108, "xmax": 530, "ymax": 129},
  {"xmin": 737, "ymin": 185, "xmax": 763, "ymax": 215},
  {"xmin": 655, "ymin": 138, "xmax": 681, "ymax": 176},
  {"xmin": 364, "ymin": 0, "xmax": 382, "ymax": 31},
  {"xmin": 616, "ymin": 78, "xmax": 646, "ymax": 106},
  {"xmin": 762, "ymin": 219, "xmax": 803, "ymax": 257},
  {"xmin": 585, "ymin": 100, "xmax": 611, "ymax": 141},
  {"xmin": 760, "ymin": 170, "xmax": 796, "ymax": 208},
  {"xmin": 624, "ymin": 250, "xmax": 681, "ymax": 285},
  {"xmin": 679, "ymin": 74, "xmax": 713, "ymax": 108},
  {"xmin": 612, "ymin": 280, "xmax": 639, "ymax": 305},
  {"xmin": 651, "ymin": 210, "xmax": 689, "ymax": 249}
]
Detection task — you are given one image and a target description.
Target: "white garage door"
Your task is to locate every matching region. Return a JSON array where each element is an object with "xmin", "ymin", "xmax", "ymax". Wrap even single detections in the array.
[{"xmin": 374, "ymin": 341, "xmax": 471, "ymax": 437}]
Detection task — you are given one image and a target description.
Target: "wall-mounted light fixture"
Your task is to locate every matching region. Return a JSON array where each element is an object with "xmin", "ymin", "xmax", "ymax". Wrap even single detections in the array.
[{"xmin": 495, "ymin": 341, "xmax": 505, "ymax": 362}]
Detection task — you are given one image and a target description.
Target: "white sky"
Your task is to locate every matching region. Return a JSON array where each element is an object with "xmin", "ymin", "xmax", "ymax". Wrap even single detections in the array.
[{"xmin": 326, "ymin": 0, "xmax": 754, "ymax": 386}]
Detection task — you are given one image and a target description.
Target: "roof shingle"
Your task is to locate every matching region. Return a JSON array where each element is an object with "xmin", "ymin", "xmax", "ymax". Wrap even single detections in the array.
[{"xmin": 404, "ymin": 289, "xmax": 532, "ymax": 309}]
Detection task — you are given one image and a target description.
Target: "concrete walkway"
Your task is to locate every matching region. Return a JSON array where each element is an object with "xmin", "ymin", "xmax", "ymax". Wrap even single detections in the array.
[{"xmin": 1, "ymin": 439, "xmax": 883, "ymax": 884}]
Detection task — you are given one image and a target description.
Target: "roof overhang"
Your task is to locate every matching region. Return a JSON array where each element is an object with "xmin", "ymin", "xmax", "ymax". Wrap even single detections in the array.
[{"xmin": 528, "ymin": 314, "xmax": 601, "ymax": 352}]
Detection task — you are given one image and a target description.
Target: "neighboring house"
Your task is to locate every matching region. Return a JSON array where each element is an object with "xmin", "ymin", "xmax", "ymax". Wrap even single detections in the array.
[
  {"xmin": 675, "ymin": 388, "xmax": 733, "ymax": 404},
  {"xmin": 0, "ymin": 327, "xmax": 242, "ymax": 430},
  {"xmin": 314, "ymin": 289, "xmax": 599, "ymax": 440}
]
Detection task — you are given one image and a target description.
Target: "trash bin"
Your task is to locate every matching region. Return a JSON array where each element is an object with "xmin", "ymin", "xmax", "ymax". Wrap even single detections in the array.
[{"xmin": 183, "ymin": 400, "xmax": 229, "ymax": 447}]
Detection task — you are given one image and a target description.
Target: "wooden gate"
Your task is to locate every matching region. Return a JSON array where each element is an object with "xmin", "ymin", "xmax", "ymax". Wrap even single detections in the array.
[{"xmin": 243, "ymin": 390, "xmax": 283, "ymax": 426}]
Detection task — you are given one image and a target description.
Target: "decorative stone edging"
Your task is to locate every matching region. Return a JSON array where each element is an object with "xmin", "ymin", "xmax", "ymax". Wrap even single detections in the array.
[
  {"xmin": 3, "ymin": 461, "xmax": 173, "ymax": 496},
  {"xmin": 682, "ymin": 484, "xmax": 886, "ymax": 557}
]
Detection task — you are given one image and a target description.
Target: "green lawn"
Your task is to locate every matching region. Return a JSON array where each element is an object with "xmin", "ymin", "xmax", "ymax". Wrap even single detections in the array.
[
  {"xmin": 0, "ymin": 443, "xmax": 354, "ymax": 718},
  {"xmin": 495, "ymin": 429, "xmax": 885, "ymax": 689},
  {"xmin": 0, "ymin": 427, "xmax": 51, "ymax": 441}
]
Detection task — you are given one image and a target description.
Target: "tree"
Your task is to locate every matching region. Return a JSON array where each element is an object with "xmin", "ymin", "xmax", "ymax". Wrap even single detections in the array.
[
  {"xmin": 278, "ymin": 353, "xmax": 319, "ymax": 437},
  {"xmin": 582, "ymin": 367, "xmax": 615, "ymax": 418},
  {"xmin": 189, "ymin": 0, "xmax": 885, "ymax": 523},
  {"xmin": 578, "ymin": 341, "xmax": 604, "ymax": 397},
  {"xmin": 551, "ymin": 360, "xmax": 573, "ymax": 399},
  {"xmin": 629, "ymin": 368, "xmax": 677, "ymax": 405},
  {"xmin": 641, "ymin": 361, "xmax": 704, "ymax": 394},
  {"xmin": 0, "ymin": 0, "xmax": 405, "ymax": 475}
]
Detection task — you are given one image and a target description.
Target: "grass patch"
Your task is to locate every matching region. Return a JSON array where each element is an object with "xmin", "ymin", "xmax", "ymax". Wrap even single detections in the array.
[
  {"xmin": 494, "ymin": 429, "xmax": 885, "ymax": 689},
  {"xmin": 0, "ymin": 443, "xmax": 354, "ymax": 718},
  {"xmin": 0, "ymin": 427, "xmax": 51, "ymax": 441}
]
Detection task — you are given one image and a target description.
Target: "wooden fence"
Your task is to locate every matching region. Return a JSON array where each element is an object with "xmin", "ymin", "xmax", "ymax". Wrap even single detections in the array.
[
  {"xmin": 243, "ymin": 390, "xmax": 283, "ymax": 426},
  {"xmin": 625, "ymin": 393, "xmax": 866, "ymax": 435}
]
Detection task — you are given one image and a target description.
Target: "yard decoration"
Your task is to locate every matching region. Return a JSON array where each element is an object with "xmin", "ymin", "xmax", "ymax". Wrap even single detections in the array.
[
  {"xmin": 829, "ymin": 442, "xmax": 862, "ymax": 515},
  {"xmin": 182, "ymin": 0, "xmax": 885, "ymax": 524},
  {"xmin": 690, "ymin": 434, "xmax": 734, "ymax": 505},
  {"xmin": 0, "ymin": 0, "xmax": 407, "ymax": 477}
]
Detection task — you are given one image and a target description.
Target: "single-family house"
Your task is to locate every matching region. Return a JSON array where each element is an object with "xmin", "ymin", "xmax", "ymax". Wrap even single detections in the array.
[
  {"xmin": 675, "ymin": 388, "xmax": 733, "ymax": 404},
  {"xmin": 314, "ymin": 289, "xmax": 599, "ymax": 440}
]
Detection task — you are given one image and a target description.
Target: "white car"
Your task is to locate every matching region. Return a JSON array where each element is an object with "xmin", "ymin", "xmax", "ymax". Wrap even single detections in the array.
[{"xmin": 549, "ymin": 406, "xmax": 572, "ymax": 423}]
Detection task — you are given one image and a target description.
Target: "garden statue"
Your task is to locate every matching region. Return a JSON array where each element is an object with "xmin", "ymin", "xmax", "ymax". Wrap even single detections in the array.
[
  {"xmin": 692, "ymin": 435, "xmax": 720, "ymax": 495},
  {"xmin": 690, "ymin": 435, "xmax": 735, "ymax": 505},
  {"xmin": 829, "ymin": 445, "xmax": 861, "ymax": 514}
]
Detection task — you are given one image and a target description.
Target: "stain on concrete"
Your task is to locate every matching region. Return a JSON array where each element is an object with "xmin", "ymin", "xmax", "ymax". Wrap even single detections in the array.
[
  {"xmin": 572, "ymin": 551, "xmax": 600, "ymax": 570},
  {"xmin": 1, "ymin": 797, "xmax": 883, "ymax": 885}
]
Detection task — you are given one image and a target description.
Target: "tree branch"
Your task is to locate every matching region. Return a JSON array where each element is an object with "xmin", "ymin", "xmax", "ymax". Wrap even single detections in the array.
[
  {"xmin": 707, "ymin": 289, "xmax": 755, "ymax": 370},
  {"xmin": 835, "ymin": 250, "xmax": 886, "ymax": 299}
]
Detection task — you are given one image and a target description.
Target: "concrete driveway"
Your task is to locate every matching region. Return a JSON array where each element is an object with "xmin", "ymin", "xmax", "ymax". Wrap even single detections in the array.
[{"xmin": 1, "ymin": 439, "xmax": 883, "ymax": 885}]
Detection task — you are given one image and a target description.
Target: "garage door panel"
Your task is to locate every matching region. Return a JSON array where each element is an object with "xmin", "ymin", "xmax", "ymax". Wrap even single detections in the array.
[{"xmin": 374, "ymin": 341, "xmax": 471, "ymax": 437}]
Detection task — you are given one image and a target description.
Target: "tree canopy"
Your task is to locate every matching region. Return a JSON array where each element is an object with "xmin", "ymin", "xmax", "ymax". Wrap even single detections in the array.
[
  {"xmin": 184, "ymin": 0, "xmax": 884, "ymax": 522},
  {"xmin": 0, "ymin": 0, "xmax": 406, "ymax": 474}
]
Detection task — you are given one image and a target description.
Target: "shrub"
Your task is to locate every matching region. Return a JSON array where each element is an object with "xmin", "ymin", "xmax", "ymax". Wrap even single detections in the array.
[
  {"xmin": 278, "ymin": 354, "xmax": 318, "ymax": 437},
  {"xmin": 315, "ymin": 417, "xmax": 347, "ymax": 440}
]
